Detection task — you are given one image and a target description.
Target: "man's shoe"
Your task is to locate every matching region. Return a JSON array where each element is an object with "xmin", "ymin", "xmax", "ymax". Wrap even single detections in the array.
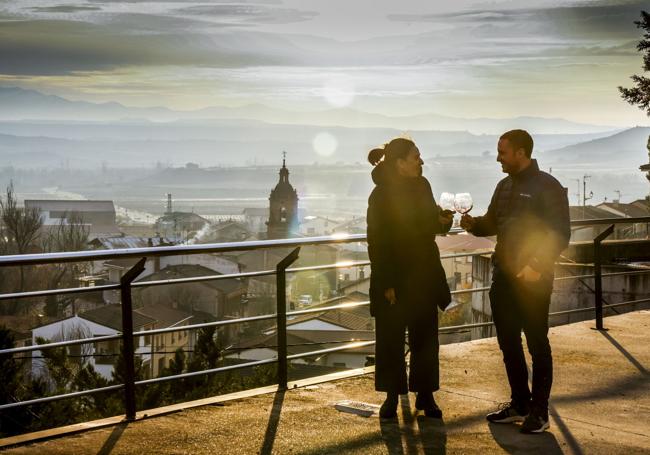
[
  {"xmin": 379, "ymin": 393, "xmax": 398, "ymax": 419},
  {"xmin": 415, "ymin": 393, "xmax": 443, "ymax": 418},
  {"xmin": 486, "ymin": 402, "xmax": 529, "ymax": 423},
  {"xmin": 520, "ymin": 408, "xmax": 550, "ymax": 434}
]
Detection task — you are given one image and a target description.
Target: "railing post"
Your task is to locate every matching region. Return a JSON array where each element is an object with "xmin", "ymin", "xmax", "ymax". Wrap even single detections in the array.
[
  {"xmin": 120, "ymin": 257, "xmax": 146, "ymax": 421},
  {"xmin": 593, "ymin": 225, "xmax": 614, "ymax": 331},
  {"xmin": 276, "ymin": 247, "xmax": 300, "ymax": 390}
]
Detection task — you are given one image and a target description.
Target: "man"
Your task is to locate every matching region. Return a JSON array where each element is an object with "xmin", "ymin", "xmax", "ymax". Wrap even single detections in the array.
[{"xmin": 460, "ymin": 129, "xmax": 570, "ymax": 434}]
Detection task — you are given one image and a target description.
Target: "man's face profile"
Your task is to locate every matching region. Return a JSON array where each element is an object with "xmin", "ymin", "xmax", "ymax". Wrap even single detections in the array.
[{"xmin": 496, "ymin": 138, "xmax": 524, "ymax": 175}]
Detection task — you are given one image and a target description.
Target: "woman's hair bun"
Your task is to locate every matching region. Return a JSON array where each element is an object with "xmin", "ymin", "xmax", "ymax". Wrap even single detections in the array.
[{"xmin": 368, "ymin": 148, "xmax": 385, "ymax": 166}]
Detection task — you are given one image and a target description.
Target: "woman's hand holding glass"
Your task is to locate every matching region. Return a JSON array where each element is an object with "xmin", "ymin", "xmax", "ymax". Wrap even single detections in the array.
[{"xmin": 439, "ymin": 192, "xmax": 473, "ymax": 226}]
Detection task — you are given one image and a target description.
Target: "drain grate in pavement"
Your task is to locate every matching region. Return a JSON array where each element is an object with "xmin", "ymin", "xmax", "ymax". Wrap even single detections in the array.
[{"xmin": 334, "ymin": 400, "xmax": 380, "ymax": 417}]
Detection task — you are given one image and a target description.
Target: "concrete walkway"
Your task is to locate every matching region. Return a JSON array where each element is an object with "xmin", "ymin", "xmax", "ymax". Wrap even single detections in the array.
[{"xmin": 3, "ymin": 311, "xmax": 649, "ymax": 454}]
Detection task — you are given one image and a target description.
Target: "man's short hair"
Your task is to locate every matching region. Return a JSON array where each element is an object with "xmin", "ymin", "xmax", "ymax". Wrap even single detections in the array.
[{"xmin": 500, "ymin": 129, "xmax": 533, "ymax": 158}]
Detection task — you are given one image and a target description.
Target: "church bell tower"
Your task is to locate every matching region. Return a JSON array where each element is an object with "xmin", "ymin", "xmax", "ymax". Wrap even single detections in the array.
[{"xmin": 267, "ymin": 152, "xmax": 299, "ymax": 239}]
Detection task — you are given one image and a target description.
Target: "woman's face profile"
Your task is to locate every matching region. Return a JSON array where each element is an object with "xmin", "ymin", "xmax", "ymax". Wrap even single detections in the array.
[{"xmin": 397, "ymin": 146, "xmax": 423, "ymax": 178}]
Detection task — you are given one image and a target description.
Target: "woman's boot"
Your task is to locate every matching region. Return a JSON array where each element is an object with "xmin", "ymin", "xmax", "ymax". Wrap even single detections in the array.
[
  {"xmin": 415, "ymin": 392, "xmax": 442, "ymax": 418},
  {"xmin": 379, "ymin": 392, "xmax": 399, "ymax": 418}
]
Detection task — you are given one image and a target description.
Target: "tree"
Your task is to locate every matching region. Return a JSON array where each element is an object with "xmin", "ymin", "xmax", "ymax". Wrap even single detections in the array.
[
  {"xmin": 187, "ymin": 325, "xmax": 221, "ymax": 371},
  {"xmin": 40, "ymin": 211, "xmax": 90, "ymax": 317},
  {"xmin": 112, "ymin": 347, "xmax": 147, "ymax": 385},
  {"xmin": 619, "ymin": 11, "xmax": 650, "ymax": 116},
  {"xmin": 0, "ymin": 326, "xmax": 25, "ymax": 436},
  {"xmin": 0, "ymin": 182, "xmax": 42, "ymax": 258},
  {"xmin": 167, "ymin": 347, "xmax": 186, "ymax": 376},
  {"xmin": 0, "ymin": 182, "xmax": 42, "ymax": 315},
  {"xmin": 28, "ymin": 334, "xmax": 109, "ymax": 431},
  {"xmin": 185, "ymin": 325, "xmax": 232, "ymax": 398}
]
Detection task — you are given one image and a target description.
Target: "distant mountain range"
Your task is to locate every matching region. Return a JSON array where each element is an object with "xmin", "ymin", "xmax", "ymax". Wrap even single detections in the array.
[
  {"xmin": 1, "ymin": 86, "xmax": 648, "ymax": 169},
  {"xmin": 0, "ymin": 86, "xmax": 621, "ymax": 135},
  {"xmin": 0, "ymin": 121, "xmax": 627, "ymax": 168},
  {"xmin": 545, "ymin": 126, "xmax": 650, "ymax": 164}
]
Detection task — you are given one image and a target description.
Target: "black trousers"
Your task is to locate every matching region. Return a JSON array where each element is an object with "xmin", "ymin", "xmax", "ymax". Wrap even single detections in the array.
[
  {"xmin": 489, "ymin": 273, "xmax": 553, "ymax": 409},
  {"xmin": 374, "ymin": 305, "xmax": 439, "ymax": 394}
]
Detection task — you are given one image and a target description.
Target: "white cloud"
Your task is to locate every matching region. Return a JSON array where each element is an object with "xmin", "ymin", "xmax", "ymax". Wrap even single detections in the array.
[{"xmin": 0, "ymin": 0, "xmax": 648, "ymax": 125}]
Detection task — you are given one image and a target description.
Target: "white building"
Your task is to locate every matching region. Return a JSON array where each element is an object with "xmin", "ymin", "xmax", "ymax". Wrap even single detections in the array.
[
  {"xmin": 31, "ymin": 304, "xmax": 155, "ymax": 381},
  {"xmin": 25, "ymin": 199, "xmax": 121, "ymax": 239}
]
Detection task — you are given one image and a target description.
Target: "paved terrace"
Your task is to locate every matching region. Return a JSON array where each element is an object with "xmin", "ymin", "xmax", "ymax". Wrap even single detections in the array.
[{"xmin": 3, "ymin": 311, "xmax": 649, "ymax": 454}]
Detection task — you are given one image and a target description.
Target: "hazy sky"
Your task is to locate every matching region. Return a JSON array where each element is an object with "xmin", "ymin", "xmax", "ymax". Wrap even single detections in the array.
[{"xmin": 1, "ymin": 0, "xmax": 649, "ymax": 126}]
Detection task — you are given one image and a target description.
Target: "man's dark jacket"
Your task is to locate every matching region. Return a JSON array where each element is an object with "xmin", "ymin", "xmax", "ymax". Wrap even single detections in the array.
[
  {"xmin": 470, "ymin": 159, "xmax": 570, "ymax": 278},
  {"xmin": 367, "ymin": 164, "xmax": 452, "ymax": 319}
]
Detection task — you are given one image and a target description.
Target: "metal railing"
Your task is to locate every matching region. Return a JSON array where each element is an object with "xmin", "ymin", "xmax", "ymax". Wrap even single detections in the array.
[{"xmin": 1, "ymin": 217, "xmax": 650, "ymax": 420}]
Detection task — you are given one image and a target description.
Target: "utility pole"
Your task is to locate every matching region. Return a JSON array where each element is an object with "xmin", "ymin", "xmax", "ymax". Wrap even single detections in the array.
[
  {"xmin": 583, "ymin": 175, "xmax": 593, "ymax": 219},
  {"xmin": 573, "ymin": 179, "xmax": 581, "ymax": 207},
  {"xmin": 614, "ymin": 190, "xmax": 622, "ymax": 203}
]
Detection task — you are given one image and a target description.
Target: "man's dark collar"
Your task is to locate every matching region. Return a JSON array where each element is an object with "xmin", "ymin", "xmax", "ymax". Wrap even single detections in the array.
[{"xmin": 511, "ymin": 159, "xmax": 539, "ymax": 181}]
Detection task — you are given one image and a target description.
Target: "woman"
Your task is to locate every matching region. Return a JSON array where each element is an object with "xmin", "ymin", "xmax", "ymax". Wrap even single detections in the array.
[{"xmin": 367, "ymin": 137, "xmax": 453, "ymax": 419}]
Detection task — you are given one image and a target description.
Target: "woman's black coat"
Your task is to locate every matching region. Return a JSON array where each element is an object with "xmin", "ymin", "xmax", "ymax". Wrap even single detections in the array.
[{"xmin": 366, "ymin": 164, "xmax": 452, "ymax": 320}]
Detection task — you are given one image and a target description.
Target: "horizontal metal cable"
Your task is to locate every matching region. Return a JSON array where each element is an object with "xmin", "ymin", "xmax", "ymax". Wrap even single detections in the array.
[
  {"xmin": 0, "ymin": 283, "xmax": 121, "ymax": 302},
  {"xmin": 287, "ymin": 340, "xmax": 376, "ymax": 360},
  {"xmin": 287, "ymin": 261, "xmax": 370, "ymax": 273},
  {"xmin": 3, "ymin": 230, "xmax": 650, "ymax": 302},
  {"xmin": 13, "ymin": 339, "xmax": 378, "ymax": 360},
  {"xmin": 4, "ymin": 262, "xmax": 649, "ymax": 303},
  {"xmin": 555, "ymin": 269, "xmax": 650, "ymax": 282},
  {"xmin": 131, "ymin": 269, "xmax": 276, "ymax": 288},
  {"xmin": 134, "ymin": 358, "xmax": 278, "ymax": 386},
  {"xmin": 286, "ymin": 300, "xmax": 369, "ymax": 316},
  {"xmin": 1, "ymin": 333, "xmax": 124, "ymax": 355},
  {"xmin": 569, "ymin": 216, "xmax": 650, "ymax": 227},
  {"xmin": 131, "ymin": 313, "xmax": 279, "ymax": 339},
  {"xmin": 1, "ymin": 216, "xmax": 647, "ymax": 268},
  {"xmin": 0, "ymin": 234, "xmax": 367, "ymax": 267},
  {"xmin": 0, "ymin": 253, "xmax": 495, "ymax": 302},
  {"xmin": 0, "ymin": 384, "xmax": 124, "ymax": 411},
  {"xmin": 451, "ymin": 286, "xmax": 490, "ymax": 296}
]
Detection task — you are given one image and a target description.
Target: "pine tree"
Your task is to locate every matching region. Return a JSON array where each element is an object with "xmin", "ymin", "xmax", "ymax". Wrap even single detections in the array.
[{"xmin": 619, "ymin": 11, "xmax": 650, "ymax": 116}]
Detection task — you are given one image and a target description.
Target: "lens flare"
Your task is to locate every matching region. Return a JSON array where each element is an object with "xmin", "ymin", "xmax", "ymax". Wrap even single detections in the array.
[{"xmin": 313, "ymin": 132, "xmax": 338, "ymax": 157}]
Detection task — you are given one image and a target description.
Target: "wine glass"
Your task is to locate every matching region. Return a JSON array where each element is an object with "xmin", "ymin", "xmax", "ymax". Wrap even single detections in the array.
[
  {"xmin": 439, "ymin": 192, "xmax": 456, "ymax": 212},
  {"xmin": 454, "ymin": 193, "xmax": 473, "ymax": 214}
]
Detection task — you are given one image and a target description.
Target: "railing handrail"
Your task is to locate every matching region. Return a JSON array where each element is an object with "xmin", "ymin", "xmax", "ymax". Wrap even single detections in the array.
[
  {"xmin": 2, "ymin": 216, "xmax": 650, "ymax": 422},
  {"xmin": 0, "ymin": 233, "xmax": 366, "ymax": 267},
  {"xmin": 569, "ymin": 216, "xmax": 650, "ymax": 227},
  {"xmin": 1, "ymin": 216, "xmax": 649, "ymax": 267},
  {"xmin": 2, "ymin": 243, "xmax": 647, "ymax": 303}
]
